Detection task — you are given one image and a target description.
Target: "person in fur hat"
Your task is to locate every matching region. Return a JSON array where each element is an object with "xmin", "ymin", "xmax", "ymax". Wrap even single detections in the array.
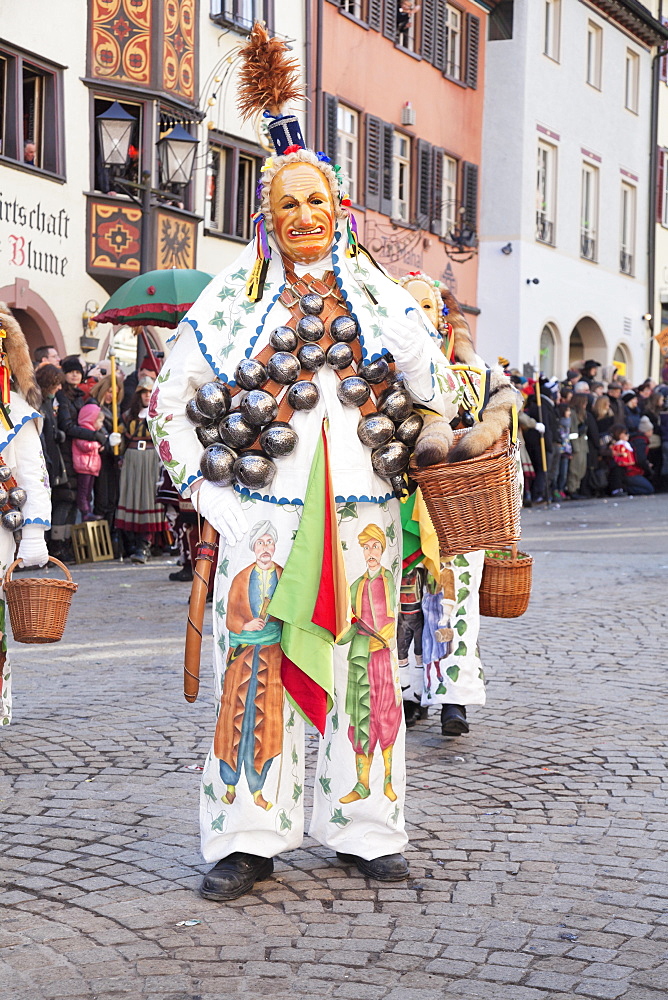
[
  {"xmin": 0, "ymin": 304, "xmax": 53, "ymax": 724},
  {"xmin": 150, "ymin": 22, "xmax": 482, "ymax": 902}
]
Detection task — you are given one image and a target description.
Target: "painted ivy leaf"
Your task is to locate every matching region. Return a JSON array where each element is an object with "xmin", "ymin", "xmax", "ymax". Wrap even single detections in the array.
[
  {"xmin": 211, "ymin": 811, "xmax": 226, "ymax": 832},
  {"xmin": 286, "ymin": 709, "xmax": 295, "ymax": 731},
  {"xmin": 478, "ymin": 667, "xmax": 485, "ymax": 682},
  {"xmin": 454, "ymin": 641, "xmax": 467, "ymax": 657},
  {"xmin": 217, "ymin": 634, "xmax": 226, "ymax": 654},
  {"xmin": 436, "ymin": 682, "xmax": 446, "ymax": 694},
  {"xmin": 379, "ymin": 500, "xmax": 388, "ymax": 511},
  {"xmin": 459, "ymin": 571, "xmax": 471, "ymax": 585},
  {"xmin": 456, "ymin": 588, "xmax": 470, "ymax": 603},
  {"xmin": 230, "ymin": 317, "xmax": 245, "ymax": 339},
  {"xmin": 391, "ymin": 804, "xmax": 400, "ymax": 825},
  {"xmin": 337, "ymin": 502, "xmax": 358, "ymax": 523},
  {"xmin": 319, "ymin": 776, "xmax": 332, "ymax": 794},
  {"xmin": 292, "ymin": 782, "xmax": 303, "ymax": 803},
  {"xmin": 331, "ymin": 711, "xmax": 339, "ymax": 733},
  {"xmin": 219, "ymin": 343, "xmax": 235, "ymax": 359},
  {"xmin": 218, "ymin": 557, "xmax": 229, "ymax": 577},
  {"xmin": 446, "ymin": 664, "xmax": 460, "ymax": 682},
  {"xmin": 240, "ymin": 299, "xmax": 256, "ymax": 313},
  {"xmin": 386, "ymin": 522, "xmax": 396, "ymax": 542},
  {"xmin": 456, "ymin": 607, "xmax": 466, "ymax": 617},
  {"xmin": 203, "ymin": 782, "xmax": 217, "ymax": 802},
  {"xmin": 230, "ymin": 267, "xmax": 247, "ymax": 282},
  {"xmin": 217, "ymin": 285, "xmax": 236, "ymax": 301},
  {"xmin": 455, "ymin": 619, "xmax": 467, "ymax": 636},
  {"xmin": 453, "ymin": 554, "xmax": 470, "ymax": 567},
  {"xmin": 376, "ymin": 304, "xmax": 388, "ymax": 318},
  {"xmin": 215, "ymin": 598, "xmax": 226, "ymax": 618},
  {"xmin": 279, "ymin": 810, "xmax": 293, "ymax": 831},
  {"xmin": 156, "ymin": 369, "xmax": 169, "ymax": 384},
  {"xmin": 341, "ymin": 540, "xmax": 348, "ymax": 551},
  {"xmin": 210, "ymin": 311, "xmax": 227, "ymax": 330},
  {"xmin": 291, "ymin": 747, "xmax": 299, "ymax": 765},
  {"xmin": 330, "ymin": 807, "xmax": 351, "ymax": 828},
  {"xmin": 325, "ymin": 741, "xmax": 332, "ymax": 761},
  {"xmin": 391, "ymin": 556, "xmax": 400, "ymax": 576}
]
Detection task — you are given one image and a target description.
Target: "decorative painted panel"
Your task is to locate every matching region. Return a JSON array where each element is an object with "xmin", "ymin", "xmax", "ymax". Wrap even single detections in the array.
[
  {"xmin": 163, "ymin": 0, "xmax": 196, "ymax": 101},
  {"xmin": 88, "ymin": 198, "xmax": 142, "ymax": 276},
  {"xmin": 91, "ymin": 0, "xmax": 153, "ymax": 86},
  {"xmin": 155, "ymin": 209, "xmax": 197, "ymax": 269}
]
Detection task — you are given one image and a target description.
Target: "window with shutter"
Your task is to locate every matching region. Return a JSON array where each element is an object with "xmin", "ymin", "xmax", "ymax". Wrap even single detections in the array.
[
  {"xmin": 421, "ymin": 0, "xmax": 437, "ymax": 62},
  {"xmin": 323, "ymin": 93, "xmax": 338, "ymax": 164},
  {"xmin": 434, "ymin": 0, "xmax": 447, "ymax": 71},
  {"xmin": 430, "ymin": 146, "xmax": 444, "ymax": 235},
  {"xmin": 465, "ymin": 14, "xmax": 480, "ymax": 88},
  {"xmin": 383, "ymin": 0, "xmax": 397, "ymax": 41},
  {"xmin": 417, "ymin": 139, "xmax": 433, "ymax": 229},
  {"xmin": 381, "ymin": 122, "xmax": 394, "ymax": 217},
  {"xmin": 462, "ymin": 161, "xmax": 478, "ymax": 240},
  {"xmin": 365, "ymin": 114, "xmax": 382, "ymax": 212},
  {"xmin": 368, "ymin": 0, "xmax": 382, "ymax": 30}
]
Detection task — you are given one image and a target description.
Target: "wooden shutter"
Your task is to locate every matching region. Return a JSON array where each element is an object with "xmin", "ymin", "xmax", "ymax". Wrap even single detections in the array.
[
  {"xmin": 381, "ymin": 122, "xmax": 394, "ymax": 217},
  {"xmin": 421, "ymin": 0, "xmax": 437, "ymax": 63},
  {"xmin": 465, "ymin": 14, "xmax": 480, "ymax": 89},
  {"xmin": 416, "ymin": 139, "xmax": 433, "ymax": 229},
  {"xmin": 430, "ymin": 146, "xmax": 444, "ymax": 235},
  {"xmin": 383, "ymin": 0, "xmax": 397, "ymax": 41},
  {"xmin": 462, "ymin": 161, "xmax": 478, "ymax": 235},
  {"xmin": 365, "ymin": 114, "xmax": 382, "ymax": 212},
  {"xmin": 368, "ymin": 0, "xmax": 381, "ymax": 30},
  {"xmin": 323, "ymin": 93, "xmax": 338, "ymax": 164},
  {"xmin": 434, "ymin": 0, "xmax": 447, "ymax": 72},
  {"xmin": 657, "ymin": 148, "xmax": 666, "ymax": 225}
]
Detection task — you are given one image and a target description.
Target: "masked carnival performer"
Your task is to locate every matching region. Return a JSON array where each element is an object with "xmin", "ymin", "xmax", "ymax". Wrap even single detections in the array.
[
  {"xmin": 397, "ymin": 272, "xmax": 517, "ymax": 736},
  {"xmin": 150, "ymin": 24, "xmax": 475, "ymax": 902},
  {"xmin": 0, "ymin": 304, "xmax": 53, "ymax": 724}
]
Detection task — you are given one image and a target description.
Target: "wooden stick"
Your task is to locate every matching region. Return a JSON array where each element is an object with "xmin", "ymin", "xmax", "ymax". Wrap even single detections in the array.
[
  {"xmin": 109, "ymin": 350, "xmax": 119, "ymax": 456},
  {"xmin": 184, "ymin": 519, "xmax": 218, "ymax": 703},
  {"xmin": 534, "ymin": 376, "xmax": 548, "ymax": 474}
]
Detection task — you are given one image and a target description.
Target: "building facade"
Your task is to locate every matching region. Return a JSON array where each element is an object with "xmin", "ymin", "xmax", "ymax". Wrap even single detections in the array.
[
  {"xmin": 0, "ymin": 0, "xmax": 305, "ymax": 364},
  {"xmin": 477, "ymin": 0, "xmax": 668, "ymax": 383},
  {"xmin": 310, "ymin": 0, "xmax": 497, "ymax": 331}
]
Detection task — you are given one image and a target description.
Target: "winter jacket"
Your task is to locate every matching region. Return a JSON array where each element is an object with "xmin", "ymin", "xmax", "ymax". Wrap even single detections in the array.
[{"xmin": 72, "ymin": 404, "xmax": 103, "ymax": 476}]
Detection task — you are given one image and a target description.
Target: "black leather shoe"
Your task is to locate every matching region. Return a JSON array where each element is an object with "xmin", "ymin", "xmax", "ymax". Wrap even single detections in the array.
[
  {"xmin": 169, "ymin": 565, "xmax": 193, "ymax": 582},
  {"xmin": 441, "ymin": 704, "xmax": 469, "ymax": 736},
  {"xmin": 336, "ymin": 852, "xmax": 409, "ymax": 881},
  {"xmin": 200, "ymin": 852, "xmax": 274, "ymax": 901},
  {"xmin": 403, "ymin": 699, "xmax": 421, "ymax": 728}
]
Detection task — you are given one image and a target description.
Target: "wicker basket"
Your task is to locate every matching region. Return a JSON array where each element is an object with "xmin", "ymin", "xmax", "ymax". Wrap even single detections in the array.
[
  {"xmin": 410, "ymin": 429, "xmax": 521, "ymax": 558},
  {"xmin": 3, "ymin": 557, "xmax": 78, "ymax": 644},
  {"xmin": 479, "ymin": 544, "xmax": 533, "ymax": 619}
]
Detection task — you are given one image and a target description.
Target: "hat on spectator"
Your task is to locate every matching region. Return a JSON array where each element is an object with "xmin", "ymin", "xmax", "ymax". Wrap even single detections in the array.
[
  {"xmin": 566, "ymin": 368, "xmax": 580, "ymax": 381},
  {"xmin": 137, "ymin": 376, "xmax": 155, "ymax": 392},
  {"xmin": 583, "ymin": 358, "xmax": 602, "ymax": 368},
  {"xmin": 139, "ymin": 355, "xmax": 160, "ymax": 374},
  {"xmin": 622, "ymin": 390, "xmax": 637, "ymax": 402},
  {"xmin": 638, "ymin": 416, "xmax": 653, "ymax": 434},
  {"xmin": 61, "ymin": 356, "xmax": 84, "ymax": 376},
  {"xmin": 608, "ymin": 382, "xmax": 622, "ymax": 391},
  {"xmin": 591, "ymin": 381, "xmax": 603, "ymax": 390}
]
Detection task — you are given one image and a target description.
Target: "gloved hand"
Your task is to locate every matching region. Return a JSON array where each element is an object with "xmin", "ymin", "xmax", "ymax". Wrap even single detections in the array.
[
  {"xmin": 55, "ymin": 429, "xmax": 66, "ymax": 444},
  {"xmin": 94, "ymin": 430, "xmax": 107, "ymax": 444},
  {"xmin": 194, "ymin": 480, "xmax": 248, "ymax": 546},
  {"xmin": 17, "ymin": 524, "xmax": 49, "ymax": 568},
  {"xmin": 534, "ymin": 421, "xmax": 545, "ymax": 434},
  {"xmin": 382, "ymin": 315, "xmax": 435, "ymax": 404},
  {"xmin": 108, "ymin": 432, "xmax": 122, "ymax": 448}
]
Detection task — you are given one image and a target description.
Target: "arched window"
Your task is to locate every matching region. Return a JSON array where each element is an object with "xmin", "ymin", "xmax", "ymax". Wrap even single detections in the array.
[
  {"xmin": 539, "ymin": 324, "xmax": 557, "ymax": 377},
  {"xmin": 613, "ymin": 344, "xmax": 630, "ymax": 382}
]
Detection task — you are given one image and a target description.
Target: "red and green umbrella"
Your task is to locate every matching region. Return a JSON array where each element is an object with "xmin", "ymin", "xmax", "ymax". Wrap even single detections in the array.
[{"xmin": 93, "ymin": 268, "xmax": 213, "ymax": 329}]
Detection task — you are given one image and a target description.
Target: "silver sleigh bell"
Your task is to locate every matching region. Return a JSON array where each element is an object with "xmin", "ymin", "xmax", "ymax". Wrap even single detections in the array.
[
  {"xmin": 269, "ymin": 326, "xmax": 298, "ymax": 352},
  {"xmin": 287, "ymin": 381, "xmax": 320, "ymax": 411},
  {"xmin": 195, "ymin": 381, "xmax": 231, "ymax": 421},
  {"xmin": 235, "ymin": 358, "xmax": 268, "ymax": 391},
  {"xmin": 219, "ymin": 411, "xmax": 257, "ymax": 450},
  {"xmin": 300, "ymin": 292, "xmax": 324, "ymax": 315},
  {"xmin": 200, "ymin": 444, "xmax": 237, "ymax": 486},
  {"xmin": 185, "ymin": 398, "xmax": 210, "ymax": 427},
  {"xmin": 371, "ymin": 440, "xmax": 411, "ymax": 478},
  {"xmin": 395, "ymin": 412, "xmax": 424, "ymax": 446},
  {"xmin": 337, "ymin": 376, "xmax": 371, "ymax": 408},
  {"xmin": 240, "ymin": 389, "xmax": 279, "ymax": 426},
  {"xmin": 0, "ymin": 465, "xmax": 12, "ymax": 483},
  {"xmin": 357, "ymin": 413, "xmax": 395, "ymax": 449},
  {"xmin": 7, "ymin": 487, "xmax": 27, "ymax": 510},
  {"xmin": 378, "ymin": 385, "xmax": 413, "ymax": 424},
  {"xmin": 234, "ymin": 451, "xmax": 276, "ymax": 490},
  {"xmin": 2, "ymin": 510, "xmax": 24, "ymax": 533},
  {"xmin": 358, "ymin": 357, "xmax": 390, "ymax": 384},
  {"xmin": 326, "ymin": 343, "xmax": 353, "ymax": 371},
  {"xmin": 266, "ymin": 352, "xmax": 301, "ymax": 385},
  {"xmin": 296, "ymin": 315, "xmax": 325, "ymax": 343},
  {"xmin": 260, "ymin": 421, "xmax": 299, "ymax": 458},
  {"xmin": 196, "ymin": 424, "xmax": 222, "ymax": 448},
  {"xmin": 298, "ymin": 343, "xmax": 326, "ymax": 372},
  {"xmin": 329, "ymin": 315, "xmax": 358, "ymax": 343}
]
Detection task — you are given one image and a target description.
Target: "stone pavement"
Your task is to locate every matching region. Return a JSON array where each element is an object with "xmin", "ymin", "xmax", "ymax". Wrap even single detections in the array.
[{"xmin": 1, "ymin": 493, "xmax": 667, "ymax": 1000}]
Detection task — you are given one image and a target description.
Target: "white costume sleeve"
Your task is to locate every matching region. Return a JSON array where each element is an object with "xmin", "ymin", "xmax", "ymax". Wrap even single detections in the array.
[
  {"xmin": 382, "ymin": 310, "xmax": 460, "ymax": 420},
  {"xmin": 148, "ymin": 323, "xmax": 222, "ymax": 499},
  {"xmin": 13, "ymin": 418, "xmax": 51, "ymax": 528}
]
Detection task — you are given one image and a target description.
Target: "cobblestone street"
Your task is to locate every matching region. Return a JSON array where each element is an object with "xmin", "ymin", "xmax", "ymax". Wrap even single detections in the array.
[{"xmin": 1, "ymin": 493, "xmax": 667, "ymax": 1000}]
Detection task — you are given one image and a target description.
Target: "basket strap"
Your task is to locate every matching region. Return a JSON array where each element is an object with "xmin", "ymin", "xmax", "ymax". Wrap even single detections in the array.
[{"xmin": 510, "ymin": 404, "xmax": 518, "ymax": 444}]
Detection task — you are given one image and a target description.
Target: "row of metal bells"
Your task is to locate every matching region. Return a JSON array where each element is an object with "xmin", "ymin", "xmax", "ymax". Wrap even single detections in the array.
[
  {"xmin": 200, "ymin": 443, "xmax": 276, "ymax": 491},
  {"xmin": 0, "ymin": 485, "xmax": 26, "ymax": 509}
]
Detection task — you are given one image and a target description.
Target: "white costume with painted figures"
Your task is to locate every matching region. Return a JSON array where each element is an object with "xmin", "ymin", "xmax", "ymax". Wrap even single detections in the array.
[
  {"xmin": 150, "ymin": 229, "xmax": 468, "ymax": 862},
  {"xmin": 0, "ymin": 395, "xmax": 52, "ymax": 724}
]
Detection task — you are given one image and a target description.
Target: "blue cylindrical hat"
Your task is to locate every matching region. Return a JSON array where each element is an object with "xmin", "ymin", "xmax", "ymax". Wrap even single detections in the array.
[{"xmin": 266, "ymin": 114, "xmax": 306, "ymax": 155}]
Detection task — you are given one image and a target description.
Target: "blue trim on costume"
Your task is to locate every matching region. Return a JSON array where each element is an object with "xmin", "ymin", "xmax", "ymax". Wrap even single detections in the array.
[
  {"xmin": 24, "ymin": 518, "xmax": 51, "ymax": 527},
  {"xmin": 331, "ymin": 236, "xmax": 370, "ymax": 362},
  {"xmin": 0, "ymin": 411, "xmax": 41, "ymax": 453},
  {"xmin": 245, "ymin": 284, "xmax": 285, "ymax": 360},
  {"xmin": 183, "ymin": 317, "xmax": 227, "ymax": 382},
  {"xmin": 178, "ymin": 472, "xmax": 202, "ymax": 496},
  {"xmin": 233, "ymin": 485, "xmax": 394, "ymax": 506}
]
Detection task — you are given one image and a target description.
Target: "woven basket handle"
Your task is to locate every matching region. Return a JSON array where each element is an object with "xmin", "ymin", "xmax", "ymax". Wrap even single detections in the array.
[{"xmin": 4, "ymin": 556, "xmax": 73, "ymax": 589}]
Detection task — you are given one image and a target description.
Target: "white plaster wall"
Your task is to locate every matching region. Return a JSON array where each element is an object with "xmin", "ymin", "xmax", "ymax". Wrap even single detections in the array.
[{"xmin": 478, "ymin": 0, "xmax": 653, "ymax": 382}]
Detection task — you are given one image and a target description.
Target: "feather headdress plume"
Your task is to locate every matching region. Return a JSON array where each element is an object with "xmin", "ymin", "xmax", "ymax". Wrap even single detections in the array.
[{"xmin": 237, "ymin": 22, "xmax": 304, "ymax": 120}]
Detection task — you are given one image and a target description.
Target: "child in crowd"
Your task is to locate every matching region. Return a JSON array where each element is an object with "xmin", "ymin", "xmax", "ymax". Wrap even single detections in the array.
[
  {"xmin": 610, "ymin": 424, "xmax": 654, "ymax": 496},
  {"xmin": 555, "ymin": 402, "xmax": 572, "ymax": 499},
  {"xmin": 72, "ymin": 403, "xmax": 105, "ymax": 520}
]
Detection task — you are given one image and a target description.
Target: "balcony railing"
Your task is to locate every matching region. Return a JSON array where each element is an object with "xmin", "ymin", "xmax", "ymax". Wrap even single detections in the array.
[
  {"xmin": 581, "ymin": 230, "xmax": 597, "ymax": 261},
  {"xmin": 620, "ymin": 249, "xmax": 634, "ymax": 275},
  {"xmin": 536, "ymin": 212, "xmax": 554, "ymax": 244}
]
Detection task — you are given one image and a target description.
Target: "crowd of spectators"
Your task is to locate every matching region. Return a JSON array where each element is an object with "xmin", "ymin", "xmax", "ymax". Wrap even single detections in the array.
[
  {"xmin": 34, "ymin": 345, "xmax": 168, "ymax": 563},
  {"xmin": 515, "ymin": 358, "xmax": 668, "ymax": 505}
]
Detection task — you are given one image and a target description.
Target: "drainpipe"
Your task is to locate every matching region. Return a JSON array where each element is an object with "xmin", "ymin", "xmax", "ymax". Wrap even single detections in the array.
[
  {"xmin": 305, "ymin": 0, "xmax": 312, "ymax": 148},
  {"xmin": 649, "ymin": 2, "xmax": 668, "ymax": 378},
  {"xmin": 315, "ymin": 0, "xmax": 324, "ymax": 151}
]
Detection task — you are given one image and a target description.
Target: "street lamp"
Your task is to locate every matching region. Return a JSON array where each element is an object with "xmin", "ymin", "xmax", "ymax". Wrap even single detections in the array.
[
  {"xmin": 157, "ymin": 124, "xmax": 199, "ymax": 186},
  {"xmin": 96, "ymin": 101, "xmax": 135, "ymax": 166}
]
